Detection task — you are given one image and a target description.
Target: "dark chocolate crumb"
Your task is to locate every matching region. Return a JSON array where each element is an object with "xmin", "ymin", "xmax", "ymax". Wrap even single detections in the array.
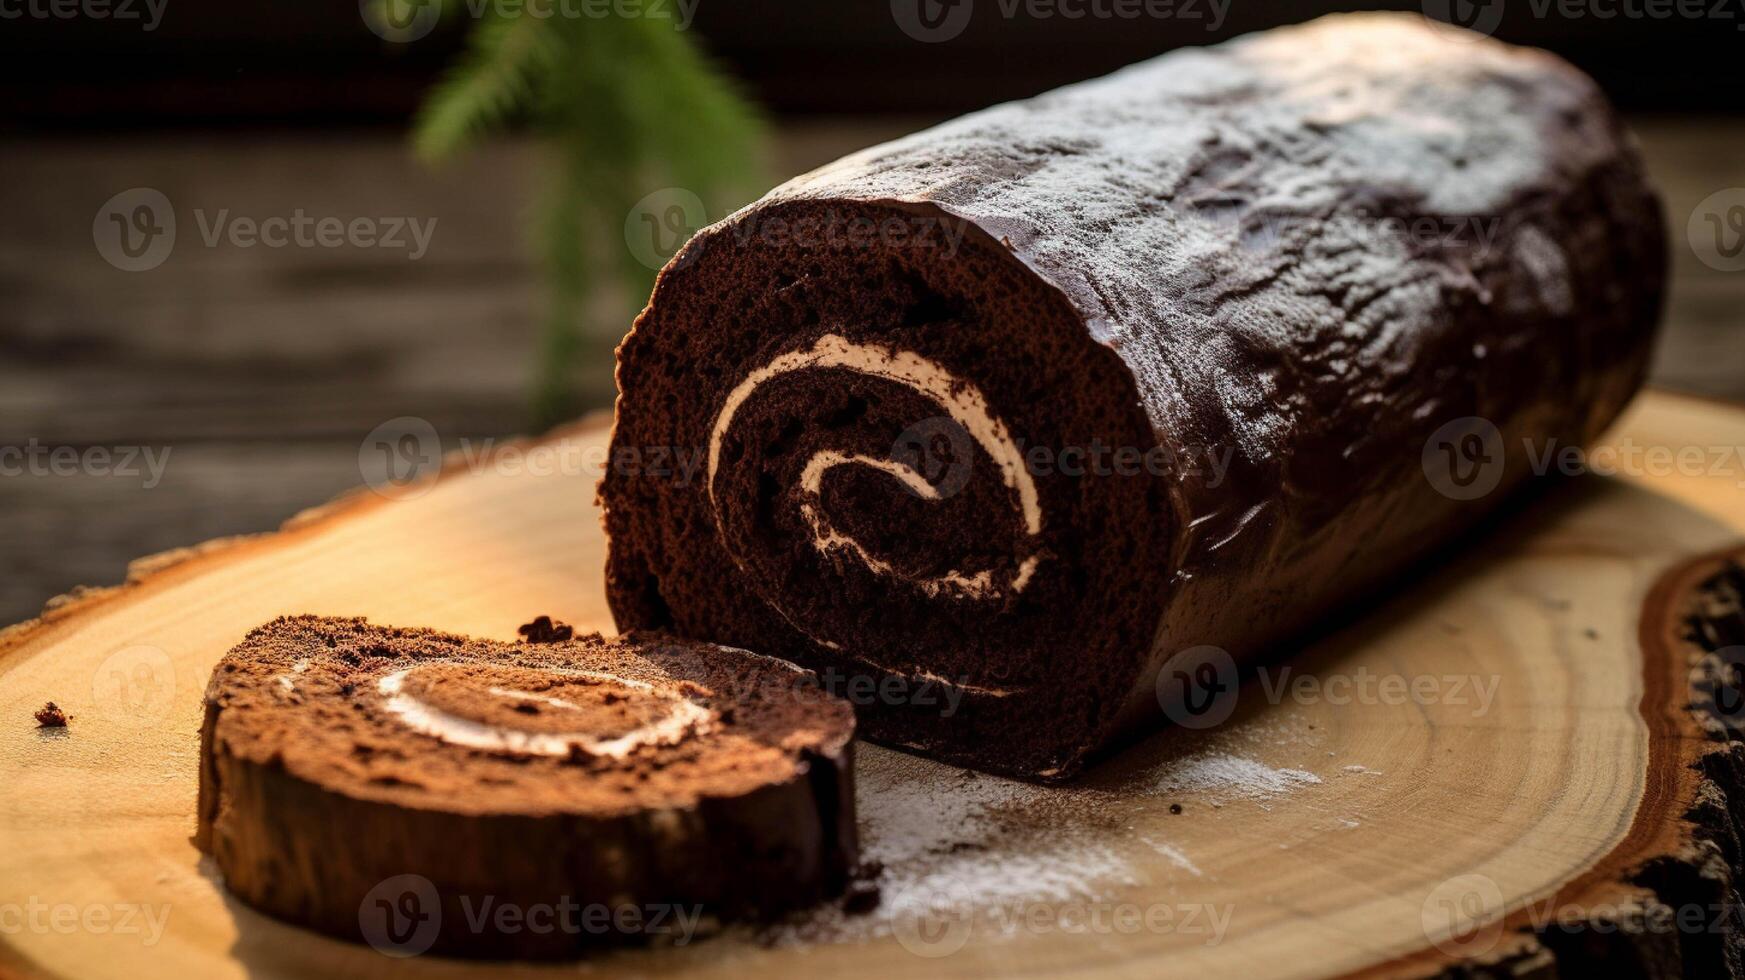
[
  {"xmin": 842, "ymin": 881, "xmax": 881, "ymax": 916},
  {"xmin": 518, "ymin": 616, "xmax": 575, "ymax": 645},
  {"xmin": 34, "ymin": 702, "xmax": 69, "ymax": 727}
]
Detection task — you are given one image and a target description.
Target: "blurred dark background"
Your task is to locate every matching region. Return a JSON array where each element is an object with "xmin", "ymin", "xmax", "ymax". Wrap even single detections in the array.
[
  {"xmin": 1, "ymin": 0, "xmax": 1742, "ymax": 624},
  {"xmin": 1, "ymin": 0, "xmax": 1740, "ymax": 124}
]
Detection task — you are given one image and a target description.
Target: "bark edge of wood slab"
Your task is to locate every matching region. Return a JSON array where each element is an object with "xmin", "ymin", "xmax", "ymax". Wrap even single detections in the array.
[
  {"xmin": 194, "ymin": 615, "xmax": 858, "ymax": 960},
  {"xmin": 1391, "ymin": 547, "xmax": 1745, "ymax": 980},
  {"xmin": 599, "ymin": 12, "xmax": 1667, "ymax": 780}
]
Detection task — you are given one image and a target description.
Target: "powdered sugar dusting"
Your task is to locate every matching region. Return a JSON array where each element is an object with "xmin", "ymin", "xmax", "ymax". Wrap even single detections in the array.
[
  {"xmin": 1139, "ymin": 835, "xmax": 1205, "ymax": 878},
  {"xmin": 1152, "ymin": 753, "xmax": 1323, "ymax": 801},
  {"xmin": 764, "ymin": 740, "xmax": 1324, "ymax": 946},
  {"xmin": 855, "ymin": 748, "xmax": 1139, "ymax": 914}
]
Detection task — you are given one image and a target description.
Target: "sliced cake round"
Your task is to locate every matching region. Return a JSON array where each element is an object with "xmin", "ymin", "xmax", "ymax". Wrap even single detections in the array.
[{"xmin": 196, "ymin": 615, "xmax": 857, "ymax": 959}]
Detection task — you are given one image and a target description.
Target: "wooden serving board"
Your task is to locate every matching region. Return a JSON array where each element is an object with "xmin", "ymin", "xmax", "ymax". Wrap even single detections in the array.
[{"xmin": 3, "ymin": 391, "xmax": 1744, "ymax": 980}]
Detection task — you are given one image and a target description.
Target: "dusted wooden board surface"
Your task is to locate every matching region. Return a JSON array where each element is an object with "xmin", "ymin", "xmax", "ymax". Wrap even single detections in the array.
[{"xmin": 2, "ymin": 390, "xmax": 1745, "ymax": 979}]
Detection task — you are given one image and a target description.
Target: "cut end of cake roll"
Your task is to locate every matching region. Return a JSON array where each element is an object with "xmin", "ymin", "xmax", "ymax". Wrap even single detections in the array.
[
  {"xmin": 601, "ymin": 200, "xmax": 1175, "ymax": 780},
  {"xmin": 196, "ymin": 615, "xmax": 857, "ymax": 959},
  {"xmin": 601, "ymin": 13, "xmax": 1664, "ymax": 783}
]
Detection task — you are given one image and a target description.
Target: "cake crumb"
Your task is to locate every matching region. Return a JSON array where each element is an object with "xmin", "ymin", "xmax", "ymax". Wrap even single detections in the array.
[
  {"xmin": 517, "ymin": 616, "xmax": 574, "ymax": 645},
  {"xmin": 842, "ymin": 881, "xmax": 881, "ymax": 916},
  {"xmin": 34, "ymin": 702, "xmax": 68, "ymax": 727}
]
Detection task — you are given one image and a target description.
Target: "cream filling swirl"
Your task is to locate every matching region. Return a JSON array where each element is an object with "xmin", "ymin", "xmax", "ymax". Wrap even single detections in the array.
[
  {"xmin": 707, "ymin": 333, "xmax": 1043, "ymax": 602},
  {"xmin": 376, "ymin": 667, "xmax": 715, "ymax": 760}
]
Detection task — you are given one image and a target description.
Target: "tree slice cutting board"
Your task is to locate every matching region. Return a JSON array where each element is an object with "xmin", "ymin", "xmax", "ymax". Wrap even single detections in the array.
[{"xmin": 3, "ymin": 391, "xmax": 1744, "ymax": 980}]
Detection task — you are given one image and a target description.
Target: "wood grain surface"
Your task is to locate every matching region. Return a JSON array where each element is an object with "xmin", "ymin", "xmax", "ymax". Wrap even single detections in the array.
[{"xmin": 2, "ymin": 391, "xmax": 1743, "ymax": 979}]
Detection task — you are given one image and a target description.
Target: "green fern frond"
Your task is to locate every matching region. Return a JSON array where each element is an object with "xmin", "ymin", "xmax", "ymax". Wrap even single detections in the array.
[
  {"xmin": 412, "ymin": 15, "xmax": 557, "ymax": 163},
  {"xmin": 623, "ymin": 20, "xmax": 764, "ymax": 196},
  {"xmin": 410, "ymin": 10, "xmax": 767, "ymax": 428}
]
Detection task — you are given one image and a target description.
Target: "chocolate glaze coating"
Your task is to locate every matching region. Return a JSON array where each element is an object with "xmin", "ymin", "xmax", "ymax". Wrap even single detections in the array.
[
  {"xmin": 601, "ymin": 14, "xmax": 1664, "ymax": 779},
  {"xmin": 196, "ymin": 617, "xmax": 857, "ymax": 959}
]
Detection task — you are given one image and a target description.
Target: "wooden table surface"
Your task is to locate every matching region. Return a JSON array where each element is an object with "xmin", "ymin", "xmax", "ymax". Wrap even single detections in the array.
[{"xmin": 1, "ymin": 116, "xmax": 1741, "ymax": 627}]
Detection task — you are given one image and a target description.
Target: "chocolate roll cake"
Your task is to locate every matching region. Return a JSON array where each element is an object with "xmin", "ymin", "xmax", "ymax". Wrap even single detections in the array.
[
  {"xmin": 196, "ymin": 616, "xmax": 856, "ymax": 959},
  {"xmin": 600, "ymin": 14, "xmax": 1665, "ymax": 778}
]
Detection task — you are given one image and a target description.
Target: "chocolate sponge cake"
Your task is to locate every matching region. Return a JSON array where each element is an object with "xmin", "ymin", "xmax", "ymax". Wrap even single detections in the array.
[
  {"xmin": 196, "ymin": 616, "xmax": 856, "ymax": 959},
  {"xmin": 599, "ymin": 14, "xmax": 1665, "ymax": 779}
]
